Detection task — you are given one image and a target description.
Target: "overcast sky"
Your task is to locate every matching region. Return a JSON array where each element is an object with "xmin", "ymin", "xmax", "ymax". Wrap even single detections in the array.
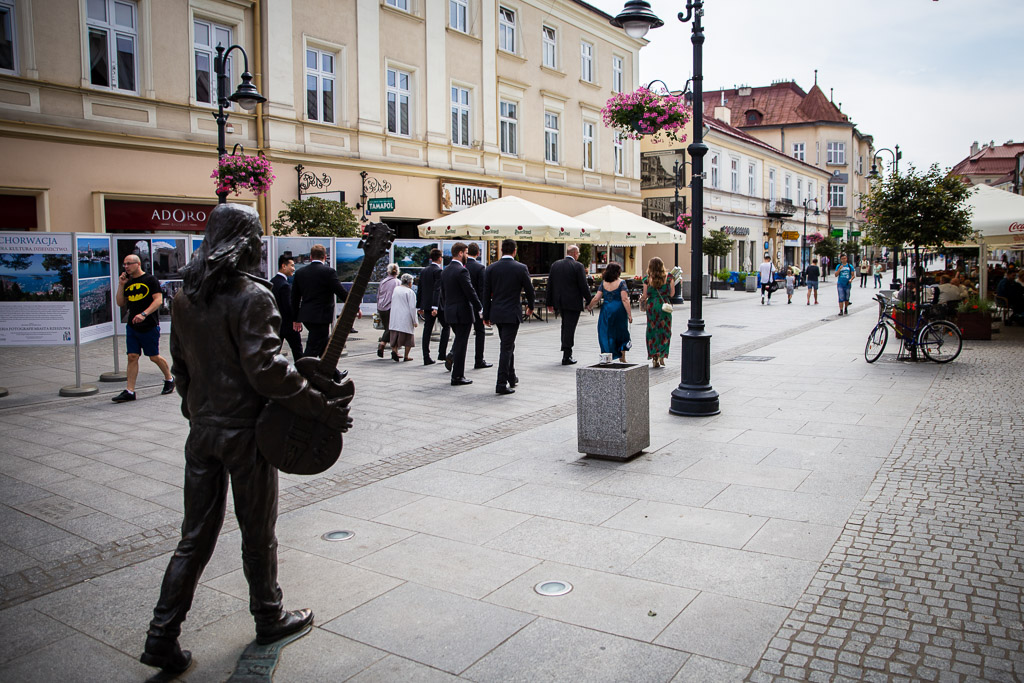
[{"xmin": 588, "ymin": 0, "xmax": 1023, "ymax": 174}]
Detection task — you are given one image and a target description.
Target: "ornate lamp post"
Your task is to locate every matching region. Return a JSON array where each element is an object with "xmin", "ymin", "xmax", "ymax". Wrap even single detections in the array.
[
  {"xmin": 801, "ymin": 197, "xmax": 818, "ymax": 272},
  {"xmin": 868, "ymin": 145, "xmax": 901, "ymax": 287},
  {"xmin": 213, "ymin": 44, "xmax": 266, "ymax": 203},
  {"xmin": 611, "ymin": 0, "xmax": 719, "ymax": 417}
]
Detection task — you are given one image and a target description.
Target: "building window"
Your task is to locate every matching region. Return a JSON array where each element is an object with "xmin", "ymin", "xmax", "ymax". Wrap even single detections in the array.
[
  {"xmin": 451, "ymin": 85, "xmax": 470, "ymax": 147},
  {"xmin": 305, "ymin": 48, "xmax": 336, "ymax": 124},
  {"xmin": 87, "ymin": 0, "xmax": 138, "ymax": 92},
  {"xmin": 768, "ymin": 168, "xmax": 776, "ymax": 200},
  {"xmin": 499, "ymin": 100, "xmax": 517, "ymax": 155},
  {"xmin": 730, "ymin": 158, "xmax": 739, "ymax": 193},
  {"xmin": 582, "ymin": 120, "xmax": 595, "ymax": 171},
  {"xmin": 1, "ymin": 0, "xmax": 17, "ymax": 74},
  {"xmin": 580, "ymin": 41, "xmax": 593, "ymax": 82},
  {"xmin": 450, "ymin": 0, "xmax": 467, "ymax": 32},
  {"xmin": 784, "ymin": 174, "xmax": 792, "ymax": 199},
  {"xmin": 193, "ymin": 19, "xmax": 232, "ymax": 106},
  {"xmin": 816, "ymin": 141, "xmax": 820, "ymax": 165},
  {"xmin": 830, "ymin": 184, "xmax": 846, "ymax": 208},
  {"xmin": 386, "ymin": 0, "xmax": 409, "ymax": 10},
  {"xmin": 613, "ymin": 134, "xmax": 624, "ymax": 176},
  {"xmin": 808, "ymin": 182, "xmax": 815, "ymax": 207},
  {"xmin": 857, "ymin": 155, "xmax": 864, "ymax": 174},
  {"xmin": 498, "ymin": 7, "xmax": 515, "ymax": 53},
  {"xmin": 386, "ymin": 67, "xmax": 411, "ymax": 136},
  {"xmin": 827, "ymin": 141, "xmax": 846, "ymax": 165},
  {"xmin": 544, "ymin": 112, "xmax": 559, "ymax": 164},
  {"xmin": 748, "ymin": 162, "xmax": 755, "ymax": 195},
  {"xmin": 796, "ymin": 178, "xmax": 803, "ymax": 204},
  {"xmin": 612, "ymin": 55, "xmax": 623, "ymax": 93},
  {"xmin": 709, "ymin": 153, "xmax": 720, "ymax": 188},
  {"xmin": 542, "ymin": 25, "xmax": 556, "ymax": 68},
  {"xmin": 792, "ymin": 142, "xmax": 805, "ymax": 161}
]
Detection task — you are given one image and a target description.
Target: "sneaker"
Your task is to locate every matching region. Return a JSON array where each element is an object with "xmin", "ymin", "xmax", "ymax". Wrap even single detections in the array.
[
  {"xmin": 161, "ymin": 379, "xmax": 175, "ymax": 395},
  {"xmin": 112, "ymin": 390, "xmax": 136, "ymax": 403},
  {"xmin": 761, "ymin": 297, "xmax": 765, "ymax": 305}
]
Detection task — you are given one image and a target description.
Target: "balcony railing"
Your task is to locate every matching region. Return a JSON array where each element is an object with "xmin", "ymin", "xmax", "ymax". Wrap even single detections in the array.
[{"xmin": 766, "ymin": 198, "xmax": 796, "ymax": 217}]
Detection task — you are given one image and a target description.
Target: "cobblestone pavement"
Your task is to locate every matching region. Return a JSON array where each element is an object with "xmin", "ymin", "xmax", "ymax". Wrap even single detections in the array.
[{"xmin": 749, "ymin": 337, "xmax": 1024, "ymax": 682}]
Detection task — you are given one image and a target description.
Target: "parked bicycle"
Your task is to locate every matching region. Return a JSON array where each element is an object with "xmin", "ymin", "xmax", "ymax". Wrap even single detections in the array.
[{"xmin": 864, "ymin": 294, "xmax": 962, "ymax": 363}]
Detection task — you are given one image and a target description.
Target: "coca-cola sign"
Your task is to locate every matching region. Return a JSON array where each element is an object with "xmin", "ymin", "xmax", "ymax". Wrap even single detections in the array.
[
  {"xmin": 1008, "ymin": 221, "xmax": 1024, "ymax": 233},
  {"xmin": 105, "ymin": 199, "xmax": 220, "ymax": 232}
]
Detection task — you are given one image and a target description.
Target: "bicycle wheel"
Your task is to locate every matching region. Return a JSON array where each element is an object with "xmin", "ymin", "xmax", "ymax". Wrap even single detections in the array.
[
  {"xmin": 919, "ymin": 320, "xmax": 962, "ymax": 363},
  {"xmin": 864, "ymin": 322, "xmax": 888, "ymax": 363}
]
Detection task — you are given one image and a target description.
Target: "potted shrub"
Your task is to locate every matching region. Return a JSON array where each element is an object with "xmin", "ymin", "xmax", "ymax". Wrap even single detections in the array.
[
  {"xmin": 712, "ymin": 268, "xmax": 731, "ymax": 291},
  {"xmin": 733, "ymin": 271, "xmax": 749, "ymax": 291},
  {"xmin": 602, "ymin": 87, "xmax": 691, "ymax": 144},
  {"xmin": 955, "ymin": 297, "xmax": 994, "ymax": 340}
]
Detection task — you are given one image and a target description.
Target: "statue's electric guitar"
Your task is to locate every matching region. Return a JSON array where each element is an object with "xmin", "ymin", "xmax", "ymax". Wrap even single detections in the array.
[{"xmin": 257, "ymin": 222, "xmax": 394, "ymax": 474}]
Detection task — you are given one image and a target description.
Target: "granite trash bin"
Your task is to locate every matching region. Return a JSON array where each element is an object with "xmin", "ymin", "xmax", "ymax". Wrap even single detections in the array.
[{"xmin": 576, "ymin": 362, "xmax": 650, "ymax": 461}]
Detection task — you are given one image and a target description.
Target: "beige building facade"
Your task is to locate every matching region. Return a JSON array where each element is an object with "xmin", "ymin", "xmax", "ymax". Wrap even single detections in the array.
[{"xmin": 0, "ymin": 0, "xmax": 644, "ymax": 271}]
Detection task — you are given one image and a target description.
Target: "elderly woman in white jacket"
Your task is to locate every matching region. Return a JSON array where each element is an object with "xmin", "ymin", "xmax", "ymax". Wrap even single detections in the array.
[{"xmin": 388, "ymin": 273, "xmax": 419, "ymax": 362}]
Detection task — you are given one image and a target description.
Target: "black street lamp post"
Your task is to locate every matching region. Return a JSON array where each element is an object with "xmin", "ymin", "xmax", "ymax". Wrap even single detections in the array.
[
  {"xmin": 213, "ymin": 44, "xmax": 266, "ymax": 204},
  {"xmin": 801, "ymin": 198, "xmax": 818, "ymax": 273},
  {"xmin": 868, "ymin": 145, "xmax": 901, "ymax": 287},
  {"xmin": 611, "ymin": 0, "xmax": 719, "ymax": 417},
  {"xmin": 672, "ymin": 156, "xmax": 687, "ymax": 304}
]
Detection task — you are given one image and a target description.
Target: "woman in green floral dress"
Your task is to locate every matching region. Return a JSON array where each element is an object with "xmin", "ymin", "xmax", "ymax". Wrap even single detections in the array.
[{"xmin": 642, "ymin": 257, "xmax": 674, "ymax": 367}]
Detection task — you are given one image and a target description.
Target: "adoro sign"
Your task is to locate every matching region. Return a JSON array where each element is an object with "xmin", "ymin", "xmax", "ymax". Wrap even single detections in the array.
[{"xmin": 105, "ymin": 199, "xmax": 220, "ymax": 232}]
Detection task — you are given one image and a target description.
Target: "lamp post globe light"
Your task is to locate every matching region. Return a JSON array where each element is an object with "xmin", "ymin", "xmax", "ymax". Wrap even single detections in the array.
[
  {"xmin": 867, "ymin": 145, "xmax": 901, "ymax": 288},
  {"xmin": 801, "ymin": 198, "xmax": 819, "ymax": 273},
  {"xmin": 213, "ymin": 44, "xmax": 266, "ymax": 204},
  {"xmin": 611, "ymin": 0, "xmax": 719, "ymax": 417}
]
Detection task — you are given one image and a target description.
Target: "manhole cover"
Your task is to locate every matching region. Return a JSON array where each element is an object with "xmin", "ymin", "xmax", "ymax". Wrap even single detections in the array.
[
  {"xmin": 534, "ymin": 580, "xmax": 573, "ymax": 597},
  {"xmin": 321, "ymin": 530, "xmax": 355, "ymax": 542},
  {"xmin": 729, "ymin": 356, "xmax": 774, "ymax": 362}
]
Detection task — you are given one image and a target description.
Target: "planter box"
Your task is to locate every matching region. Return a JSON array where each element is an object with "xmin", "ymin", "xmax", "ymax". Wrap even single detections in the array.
[
  {"xmin": 745, "ymin": 275, "xmax": 758, "ymax": 292},
  {"xmin": 711, "ymin": 281, "xmax": 729, "ymax": 291},
  {"xmin": 576, "ymin": 362, "xmax": 649, "ymax": 461},
  {"xmin": 733, "ymin": 281, "xmax": 746, "ymax": 291},
  {"xmin": 956, "ymin": 311, "xmax": 992, "ymax": 340}
]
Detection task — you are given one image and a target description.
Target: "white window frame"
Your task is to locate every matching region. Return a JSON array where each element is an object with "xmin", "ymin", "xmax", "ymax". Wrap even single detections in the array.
[
  {"xmin": 499, "ymin": 99, "xmax": 518, "ymax": 156},
  {"xmin": 784, "ymin": 174, "xmax": 792, "ymax": 200},
  {"xmin": 709, "ymin": 152, "xmax": 720, "ymax": 189},
  {"xmin": 192, "ymin": 18, "xmax": 232, "ymax": 107},
  {"xmin": 611, "ymin": 55, "xmax": 623, "ymax": 93},
  {"xmin": 542, "ymin": 25, "xmax": 556, "ymax": 69},
  {"xmin": 796, "ymin": 178, "xmax": 803, "ymax": 204},
  {"xmin": 305, "ymin": 46, "xmax": 336, "ymax": 124},
  {"xmin": 808, "ymin": 181, "xmax": 815, "ymax": 206},
  {"xmin": 544, "ymin": 111, "xmax": 559, "ymax": 164},
  {"xmin": 498, "ymin": 6, "xmax": 516, "ymax": 53},
  {"xmin": 582, "ymin": 119, "xmax": 595, "ymax": 171},
  {"xmin": 768, "ymin": 168, "xmax": 776, "ymax": 200},
  {"xmin": 0, "ymin": 0, "xmax": 18, "ymax": 75},
  {"xmin": 451, "ymin": 84, "xmax": 471, "ymax": 147},
  {"xmin": 857, "ymin": 155, "xmax": 864, "ymax": 174},
  {"xmin": 449, "ymin": 0, "xmax": 468, "ymax": 33},
  {"xmin": 386, "ymin": 66, "xmax": 411, "ymax": 137},
  {"xmin": 613, "ymin": 133, "xmax": 624, "ymax": 176},
  {"xmin": 827, "ymin": 141, "xmax": 846, "ymax": 165},
  {"xmin": 747, "ymin": 162, "xmax": 755, "ymax": 196},
  {"xmin": 385, "ymin": 0, "xmax": 409, "ymax": 9},
  {"xmin": 815, "ymin": 141, "xmax": 820, "ymax": 165},
  {"xmin": 830, "ymin": 183, "xmax": 846, "ymax": 208},
  {"xmin": 580, "ymin": 40, "xmax": 593, "ymax": 83},
  {"xmin": 730, "ymin": 157, "xmax": 739, "ymax": 193},
  {"xmin": 792, "ymin": 142, "xmax": 805, "ymax": 161},
  {"xmin": 86, "ymin": 0, "xmax": 139, "ymax": 94}
]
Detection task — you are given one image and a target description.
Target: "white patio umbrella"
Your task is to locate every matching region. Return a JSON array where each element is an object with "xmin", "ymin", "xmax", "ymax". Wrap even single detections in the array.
[
  {"xmin": 418, "ymin": 195, "xmax": 599, "ymax": 242},
  {"xmin": 573, "ymin": 205, "xmax": 686, "ymax": 245},
  {"xmin": 945, "ymin": 184, "xmax": 1024, "ymax": 299}
]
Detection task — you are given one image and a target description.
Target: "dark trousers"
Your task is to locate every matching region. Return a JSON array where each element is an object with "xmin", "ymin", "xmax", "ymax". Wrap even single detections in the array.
[
  {"xmin": 495, "ymin": 322, "xmax": 519, "ymax": 387},
  {"xmin": 421, "ymin": 312, "xmax": 451, "ymax": 362},
  {"xmin": 559, "ymin": 309, "xmax": 581, "ymax": 358},
  {"xmin": 377, "ymin": 309, "xmax": 391, "ymax": 345},
  {"xmin": 449, "ymin": 323, "xmax": 472, "ymax": 379},
  {"xmin": 279, "ymin": 324, "xmax": 303, "ymax": 359},
  {"xmin": 304, "ymin": 322, "xmax": 329, "ymax": 358},
  {"xmin": 147, "ymin": 426, "xmax": 282, "ymax": 640},
  {"xmin": 472, "ymin": 318, "xmax": 486, "ymax": 365},
  {"xmin": 860, "ymin": 274, "xmax": 869, "ymax": 287}
]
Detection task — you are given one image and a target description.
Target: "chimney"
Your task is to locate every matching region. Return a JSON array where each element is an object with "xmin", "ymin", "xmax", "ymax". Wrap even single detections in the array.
[
  {"xmin": 738, "ymin": 86, "xmax": 752, "ymax": 96},
  {"xmin": 714, "ymin": 106, "xmax": 731, "ymax": 125},
  {"xmin": 970, "ymin": 141, "xmax": 979, "ymax": 155}
]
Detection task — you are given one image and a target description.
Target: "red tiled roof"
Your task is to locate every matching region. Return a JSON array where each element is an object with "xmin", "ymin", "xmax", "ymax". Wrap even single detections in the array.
[
  {"xmin": 949, "ymin": 143, "xmax": 1024, "ymax": 178},
  {"xmin": 703, "ymin": 82, "xmax": 849, "ymax": 128}
]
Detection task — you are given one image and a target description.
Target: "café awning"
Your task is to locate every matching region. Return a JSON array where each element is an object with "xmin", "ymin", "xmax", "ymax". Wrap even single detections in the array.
[
  {"xmin": 574, "ymin": 205, "xmax": 686, "ymax": 245},
  {"xmin": 418, "ymin": 195, "xmax": 599, "ymax": 242}
]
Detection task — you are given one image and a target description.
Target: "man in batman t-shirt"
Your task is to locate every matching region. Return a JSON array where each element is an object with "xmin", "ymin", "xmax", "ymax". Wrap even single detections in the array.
[{"xmin": 112, "ymin": 254, "xmax": 174, "ymax": 402}]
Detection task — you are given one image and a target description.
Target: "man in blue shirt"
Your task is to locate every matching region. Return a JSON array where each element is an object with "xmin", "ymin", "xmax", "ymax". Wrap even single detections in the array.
[{"xmin": 834, "ymin": 253, "xmax": 855, "ymax": 316}]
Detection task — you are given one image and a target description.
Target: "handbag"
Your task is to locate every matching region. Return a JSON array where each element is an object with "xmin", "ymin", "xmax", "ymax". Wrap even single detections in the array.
[
  {"xmin": 661, "ymin": 302, "xmax": 674, "ymax": 313},
  {"xmin": 769, "ymin": 280, "xmax": 779, "ymax": 293}
]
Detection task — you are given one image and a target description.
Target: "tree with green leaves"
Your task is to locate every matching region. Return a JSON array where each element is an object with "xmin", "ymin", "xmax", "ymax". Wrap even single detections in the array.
[
  {"xmin": 578, "ymin": 243, "xmax": 593, "ymax": 269},
  {"xmin": 271, "ymin": 197, "xmax": 360, "ymax": 237},
  {"xmin": 814, "ymin": 236, "xmax": 839, "ymax": 264},
  {"xmin": 703, "ymin": 230, "xmax": 734, "ymax": 273}
]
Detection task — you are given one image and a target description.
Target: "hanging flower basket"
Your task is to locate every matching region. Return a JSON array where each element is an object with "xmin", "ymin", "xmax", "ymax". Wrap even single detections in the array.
[
  {"xmin": 676, "ymin": 212, "xmax": 692, "ymax": 231},
  {"xmin": 602, "ymin": 87, "xmax": 691, "ymax": 143},
  {"xmin": 212, "ymin": 151, "xmax": 276, "ymax": 197},
  {"xmin": 805, "ymin": 231, "xmax": 824, "ymax": 245}
]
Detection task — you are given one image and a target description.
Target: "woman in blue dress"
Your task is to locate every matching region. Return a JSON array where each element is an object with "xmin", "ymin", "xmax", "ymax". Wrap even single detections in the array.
[{"xmin": 586, "ymin": 262, "xmax": 632, "ymax": 361}]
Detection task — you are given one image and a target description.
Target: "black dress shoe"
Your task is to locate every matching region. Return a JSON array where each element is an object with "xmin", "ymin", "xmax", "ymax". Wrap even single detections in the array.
[
  {"xmin": 423, "ymin": 357, "xmax": 435, "ymax": 366},
  {"xmin": 444, "ymin": 354, "xmax": 454, "ymax": 372},
  {"xmin": 496, "ymin": 385, "xmax": 515, "ymax": 395},
  {"xmin": 561, "ymin": 357, "xmax": 577, "ymax": 365},
  {"xmin": 451, "ymin": 377, "xmax": 473, "ymax": 386},
  {"xmin": 509, "ymin": 376, "xmax": 518, "ymax": 388},
  {"xmin": 474, "ymin": 361, "xmax": 493, "ymax": 369},
  {"xmin": 256, "ymin": 609, "xmax": 314, "ymax": 645},
  {"xmin": 140, "ymin": 635, "xmax": 193, "ymax": 674}
]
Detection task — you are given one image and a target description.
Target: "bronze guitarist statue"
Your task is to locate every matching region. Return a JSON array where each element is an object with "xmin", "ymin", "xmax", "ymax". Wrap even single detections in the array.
[{"xmin": 140, "ymin": 203, "xmax": 353, "ymax": 674}]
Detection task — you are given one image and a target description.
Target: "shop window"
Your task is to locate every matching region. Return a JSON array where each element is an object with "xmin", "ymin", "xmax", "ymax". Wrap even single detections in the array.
[
  {"xmin": 1, "ymin": 0, "xmax": 17, "ymax": 75},
  {"xmin": 87, "ymin": 0, "xmax": 138, "ymax": 93},
  {"xmin": 386, "ymin": 67, "xmax": 411, "ymax": 136},
  {"xmin": 306, "ymin": 47, "xmax": 336, "ymax": 124},
  {"xmin": 451, "ymin": 85, "xmax": 470, "ymax": 147},
  {"xmin": 193, "ymin": 18, "xmax": 232, "ymax": 106},
  {"xmin": 499, "ymin": 99, "xmax": 517, "ymax": 155}
]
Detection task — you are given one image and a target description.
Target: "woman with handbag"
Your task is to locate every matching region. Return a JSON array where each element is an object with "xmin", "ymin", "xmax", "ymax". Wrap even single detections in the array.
[
  {"xmin": 641, "ymin": 257, "xmax": 674, "ymax": 368},
  {"xmin": 758, "ymin": 254, "xmax": 777, "ymax": 305},
  {"xmin": 586, "ymin": 262, "xmax": 632, "ymax": 362}
]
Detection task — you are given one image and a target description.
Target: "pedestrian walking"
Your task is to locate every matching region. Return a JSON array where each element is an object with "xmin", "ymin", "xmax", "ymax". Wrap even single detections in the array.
[
  {"xmin": 547, "ymin": 244, "xmax": 593, "ymax": 365},
  {"xmin": 859, "ymin": 259, "xmax": 870, "ymax": 288},
  {"xmin": 112, "ymin": 253, "xmax": 174, "ymax": 402},
  {"xmin": 758, "ymin": 254, "xmax": 776, "ymax": 305},
  {"xmin": 805, "ymin": 258, "xmax": 821, "ymax": 305},
  {"xmin": 587, "ymin": 262, "xmax": 632, "ymax": 362},
  {"xmin": 481, "ymin": 239, "xmax": 534, "ymax": 394},
  {"xmin": 835, "ymin": 253, "xmax": 855, "ymax": 315},
  {"xmin": 873, "ymin": 261, "xmax": 883, "ymax": 288},
  {"xmin": 291, "ymin": 243, "xmax": 357, "ymax": 359},
  {"xmin": 785, "ymin": 269, "xmax": 796, "ymax": 303},
  {"xmin": 388, "ymin": 273, "xmax": 418, "ymax": 361},
  {"xmin": 375, "ymin": 263, "xmax": 400, "ymax": 358},
  {"xmin": 641, "ymin": 257, "xmax": 673, "ymax": 367},
  {"xmin": 440, "ymin": 242, "xmax": 482, "ymax": 385},
  {"xmin": 416, "ymin": 248, "xmax": 448, "ymax": 365},
  {"xmin": 466, "ymin": 243, "xmax": 491, "ymax": 370},
  {"xmin": 271, "ymin": 255, "xmax": 303, "ymax": 359}
]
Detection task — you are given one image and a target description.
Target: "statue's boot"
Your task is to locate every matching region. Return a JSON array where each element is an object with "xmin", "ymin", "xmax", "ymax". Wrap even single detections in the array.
[
  {"xmin": 140, "ymin": 635, "xmax": 193, "ymax": 674},
  {"xmin": 255, "ymin": 608, "xmax": 314, "ymax": 645}
]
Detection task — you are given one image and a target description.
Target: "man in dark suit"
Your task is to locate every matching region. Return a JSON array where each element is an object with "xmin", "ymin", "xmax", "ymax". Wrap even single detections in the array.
[
  {"xmin": 416, "ymin": 248, "xmax": 448, "ymax": 365},
  {"xmin": 290, "ymin": 243, "xmax": 356, "ymax": 358},
  {"xmin": 271, "ymin": 255, "xmax": 303, "ymax": 359},
  {"xmin": 465, "ymin": 243, "xmax": 491, "ymax": 370},
  {"xmin": 482, "ymin": 239, "xmax": 534, "ymax": 395},
  {"xmin": 546, "ymin": 244, "xmax": 592, "ymax": 365},
  {"xmin": 440, "ymin": 242, "xmax": 482, "ymax": 386}
]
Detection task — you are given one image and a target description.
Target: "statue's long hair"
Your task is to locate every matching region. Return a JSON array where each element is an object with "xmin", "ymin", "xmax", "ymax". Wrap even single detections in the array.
[{"xmin": 182, "ymin": 204, "xmax": 262, "ymax": 304}]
